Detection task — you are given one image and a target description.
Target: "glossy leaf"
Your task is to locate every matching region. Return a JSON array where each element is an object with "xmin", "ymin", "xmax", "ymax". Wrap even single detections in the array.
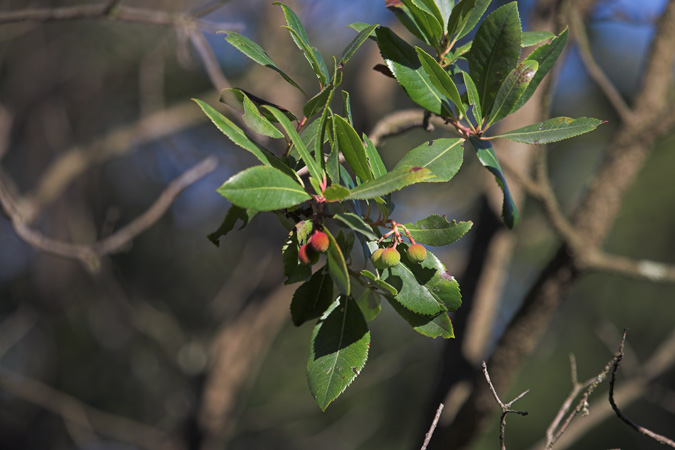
[
  {"xmin": 386, "ymin": 2, "xmax": 428, "ymax": 43},
  {"xmin": 275, "ymin": 2, "xmax": 329, "ymax": 86},
  {"xmin": 219, "ymin": 88, "xmax": 297, "ymax": 122},
  {"xmin": 432, "ymin": 0, "xmax": 453, "ymax": 33},
  {"xmin": 339, "ymin": 24, "xmax": 379, "ymax": 67},
  {"xmin": 490, "ymin": 116, "xmax": 604, "ymax": 145},
  {"xmin": 264, "ymin": 106, "xmax": 324, "ymax": 184},
  {"xmin": 462, "ymin": 71, "xmax": 482, "ymax": 125},
  {"xmin": 403, "ymin": 215, "xmax": 473, "ymax": 246},
  {"xmin": 375, "ymin": 27, "xmax": 449, "ymax": 116},
  {"xmin": 361, "ymin": 270, "xmax": 398, "ymax": 296},
  {"xmin": 512, "ymin": 28, "xmax": 568, "ymax": 112},
  {"xmin": 363, "ymin": 135, "xmax": 387, "ymax": 179},
  {"xmin": 307, "ymin": 297, "xmax": 370, "ymax": 411},
  {"xmin": 325, "ymin": 228, "xmax": 350, "ymax": 296},
  {"xmin": 394, "ymin": 138, "xmax": 464, "ymax": 182},
  {"xmin": 468, "ymin": 137, "xmax": 518, "ymax": 228},
  {"xmin": 304, "ymin": 84, "xmax": 334, "ymax": 119},
  {"xmin": 291, "ymin": 267, "xmax": 334, "ymax": 326},
  {"xmin": 334, "ymin": 115, "xmax": 373, "ymax": 182},
  {"xmin": 521, "ymin": 30, "xmax": 556, "ymax": 47},
  {"xmin": 387, "ymin": 298, "xmax": 454, "ymax": 338},
  {"xmin": 415, "ymin": 47, "xmax": 466, "ymax": 118},
  {"xmin": 485, "ymin": 60, "xmax": 538, "ymax": 127},
  {"xmin": 447, "ymin": 0, "xmax": 491, "ymax": 41},
  {"xmin": 323, "ymin": 185, "xmax": 351, "ymax": 202},
  {"xmin": 383, "ymin": 244, "xmax": 459, "ymax": 315},
  {"xmin": 347, "ymin": 166, "xmax": 433, "ymax": 200},
  {"xmin": 207, "ymin": 205, "xmax": 258, "ymax": 247},
  {"xmin": 242, "ymin": 93, "xmax": 284, "ymax": 138},
  {"xmin": 465, "ymin": 2, "xmax": 522, "ymax": 116},
  {"xmin": 193, "ymin": 99, "xmax": 296, "ymax": 178},
  {"xmin": 217, "ymin": 166, "xmax": 310, "ymax": 211},
  {"xmin": 334, "ymin": 213, "xmax": 378, "ymax": 241},
  {"xmin": 223, "ymin": 32, "xmax": 306, "ymax": 96},
  {"xmin": 355, "ymin": 288, "xmax": 382, "ymax": 322},
  {"xmin": 401, "ymin": 0, "xmax": 443, "ymax": 44}
]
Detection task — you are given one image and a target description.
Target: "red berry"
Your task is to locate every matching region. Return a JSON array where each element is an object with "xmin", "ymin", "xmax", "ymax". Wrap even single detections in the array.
[
  {"xmin": 298, "ymin": 244, "xmax": 319, "ymax": 265},
  {"xmin": 309, "ymin": 231, "xmax": 329, "ymax": 253},
  {"xmin": 407, "ymin": 244, "xmax": 427, "ymax": 263},
  {"xmin": 381, "ymin": 248, "xmax": 401, "ymax": 268}
]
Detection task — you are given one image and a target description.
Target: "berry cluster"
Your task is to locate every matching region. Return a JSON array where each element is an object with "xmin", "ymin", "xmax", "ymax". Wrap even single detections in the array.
[
  {"xmin": 371, "ymin": 221, "xmax": 427, "ymax": 269},
  {"xmin": 298, "ymin": 230, "xmax": 329, "ymax": 265}
]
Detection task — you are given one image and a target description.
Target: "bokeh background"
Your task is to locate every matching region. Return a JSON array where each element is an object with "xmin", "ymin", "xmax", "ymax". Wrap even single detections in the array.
[{"xmin": 0, "ymin": 0, "xmax": 674, "ymax": 449}]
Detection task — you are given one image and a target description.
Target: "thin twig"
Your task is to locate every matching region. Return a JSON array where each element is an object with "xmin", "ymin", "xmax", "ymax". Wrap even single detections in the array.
[
  {"xmin": 569, "ymin": 7, "xmax": 633, "ymax": 122},
  {"xmin": 482, "ymin": 361, "xmax": 530, "ymax": 450},
  {"xmin": 0, "ymin": 157, "xmax": 218, "ymax": 272},
  {"xmin": 609, "ymin": 330, "xmax": 675, "ymax": 447},
  {"xmin": 421, "ymin": 403, "xmax": 444, "ymax": 450}
]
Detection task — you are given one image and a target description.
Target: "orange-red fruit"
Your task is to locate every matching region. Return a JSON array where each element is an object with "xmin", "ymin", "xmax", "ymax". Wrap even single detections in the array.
[
  {"xmin": 381, "ymin": 248, "xmax": 401, "ymax": 268},
  {"xmin": 309, "ymin": 231, "xmax": 329, "ymax": 253},
  {"xmin": 371, "ymin": 248, "xmax": 386, "ymax": 269},
  {"xmin": 298, "ymin": 244, "xmax": 319, "ymax": 265},
  {"xmin": 407, "ymin": 243, "xmax": 427, "ymax": 263}
]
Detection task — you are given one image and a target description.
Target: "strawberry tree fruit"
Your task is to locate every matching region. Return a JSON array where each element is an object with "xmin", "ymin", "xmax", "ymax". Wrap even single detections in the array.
[{"xmin": 407, "ymin": 243, "xmax": 427, "ymax": 263}]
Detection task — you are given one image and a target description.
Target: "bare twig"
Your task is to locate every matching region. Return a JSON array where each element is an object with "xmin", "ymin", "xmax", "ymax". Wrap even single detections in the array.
[
  {"xmin": 569, "ymin": 7, "xmax": 633, "ymax": 122},
  {"xmin": 421, "ymin": 403, "xmax": 444, "ymax": 450},
  {"xmin": 0, "ymin": 366, "xmax": 173, "ymax": 449},
  {"xmin": 482, "ymin": 361, "xmax": 530, "ymax": 450},
  {"xmin": 0, "ymin": 157, "xmax": 218, "ymax": 272},
  {"xmin": 609, "ymin": 331, "xmax": 675, "ymax": 447}
]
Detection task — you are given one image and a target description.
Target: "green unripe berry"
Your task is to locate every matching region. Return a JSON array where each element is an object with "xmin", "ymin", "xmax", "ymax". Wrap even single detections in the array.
[
  {"xmin": 371, "ymin": 248, "xmax": 386, "ymax": 269},
  {"xmin": 407, "ymin": 243, "xmax": 427, "ymax": 263},
  {"xmin": 298, "ymin": 244, "xmax": 319, "ymax": 265},
  {"xmin": 380, "ymin": 248, "xmax": 401, "ymax": 268},
  {"xmin": 309, "ymin": 231, "xmax": 329, "ymax": 253}
]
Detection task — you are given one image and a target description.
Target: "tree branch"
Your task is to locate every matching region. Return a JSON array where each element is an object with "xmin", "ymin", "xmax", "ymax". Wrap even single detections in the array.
[
  {"xmin": 0, "ymin": 157, "xmax": 218, "ymax": 272},
  {"xmin": 420, "ymin": 403, "xmax": 444, "ymax": 450}
]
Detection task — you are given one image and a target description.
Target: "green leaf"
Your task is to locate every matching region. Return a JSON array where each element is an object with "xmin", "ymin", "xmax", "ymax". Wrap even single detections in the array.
[
  {"xmin": 334, "ymin": 213, "xmax": 378, "ymax": 241},
  {"xmin": 447, "ymin": 0, "xmax": 491, "ymax": 41},
  {"xmin": 361, "ymin": 270, "xmax": 398, "ymax": 296},
  {"xmin": 219, "ymin": 88, "xmax": 297, "ymax": 122},
  {"xmin": 223, "ymin": 32, "xmax": 306, "ymax": 96},
  {"xmin": 325, "ymin": 228, "xmax": 350, "ymax": 296},
  {"xmin": 431, "ymin": 0, "xmax": 453, "ymax": 33},
  {"xmin": 355, "ymin": 288, "xmax": 382, "ymax": 322},
  {"xmin": 275, "ymin": 2, "xmax": 329, "ymax": 86},
  {"xmin": 417, "ymin": 0, "xmax": 446, "ymax": 30},
  {"xmin": 491, "ymin": 116, "xmax": 605, "ymax": 145},
  {"xmin": 394, "ymin": 138, "xmax": 464, "ymax": 182},
  {"xmin": 242, "ymin": 93, "xmax": 284, "ymax": 138},
  {"xmin": 342, "ymin": 90, "xmax": 353, "ymax": 126},
  {"xmin": 386, "ymin": 2, "xmax": 428, "ymax": 43},
  {"xmin": 207, "ymin": 205, "xmax": 258, "ymax": 247},
  {"xmin": 387, "ymin": 297, "xmax": 454, "ymax": 338},
  {"xmin": 347, "ymin": 166, "xmax": 433, "ymax": 200},
  {"xmin": 339, "ymin": 24, "xmax": 379, "ymax": 67},
  {"xmin": 283, "ymin": 229, "xmax": 312, "ymax": 284},
  {"xmin": 217, "ymin": 166, "xmax": 310, "ymax": 211},
  {"xmin": 512, "ymin": 28, "xmax": 568, "ymax": 112},
  {"xmin": 462, "ymin": 71, "xmax": 482, "ymax": 125},
  {"xmin": 521, "ymin": 30, "xmax": 556, "ymax": 47},
  {"xmin": 304, "ymin": 84, "xmax": 334, "ymax": 119},
  {"xmin": 291, "ymin": 267, "xmax": 334, "ymax": 326},
  {"xmin": 264, "ymin": 106, "xmax": 324, "ymax": 184},
  {"xmin": 485, "ymin": 60, "xmax": 538, "ymax": 128},
  {"xmin": 323, "ymin": 185, "xmax": 351, "ymax": 202},
  {"xmin": 465, "ymin": 2, "xmax": 522, "ymax": 117},
  {"xmin": 403, "ymin": 215, "xmax": 473, "ymax": 246},
  {"xmin": 194, "ymin": 99, "xmax": 297, "ymax": 178},
  {"xmin": 468, "ymin": 137, "xmax": 518, "ymax": 228},
  {"xmin": 415, "ymin": 47, "xmax": 467, "ymax": 118},
  {"xmin": 382, "ymin": 244, "xmax": 458, "ymax": 315},
  {"xmin": 363, "ymin": 135, "xmax": 387, "ymax": 179},
  {"xmin": 375, "ymin": 27, "xmax": 450, "ymax": 116},
  {"xmin": 401, "ymin": 0, "xmax": 443, "ymax": 44},
  {"xmin": 347, "ymin": 22, "xmax": 378, "ymax": 38},
  {"xmin": 307, "ymin": 296, "xmax": 370, "ymax": 410},
  {"xmin": 334, "ymin": 115, "xmax": 373, "ymax": 182}
]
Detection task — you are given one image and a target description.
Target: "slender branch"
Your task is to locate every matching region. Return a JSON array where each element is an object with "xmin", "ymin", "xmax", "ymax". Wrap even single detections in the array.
[
  {"xmin": 186, "ymin": 24, "xmax": 230, "ymax": 91},
  {"xmin": 420, "ymin": 403, "xmax": 444, "ymax": 450},
  {"xmin": 609, "ymin": 331, "xmax": 675, "ymax": 447},
  {"xmin": 586, "ymin": 251, "xmax": 675, "ymax": 283},
  {"xmin": 482, "ymin": 361, "xmax": 529, "ymax": 450},
  {"xmin": 0, "ymin": 366, "xmax": 172, "ymax": 449},
  {"xmin": 569, "ymin": 7, "xmax": 633, "ymax": 122},
  {"xmin": 0, "ymin": 157, "xmax": 218, "ymax": 272}
]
